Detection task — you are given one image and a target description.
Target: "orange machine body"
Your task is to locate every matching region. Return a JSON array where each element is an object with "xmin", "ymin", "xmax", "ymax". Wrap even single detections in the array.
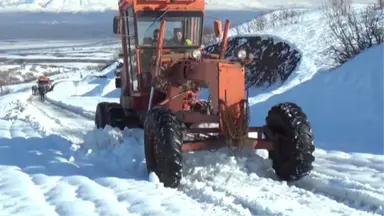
[
  {"xmin": 114, "ymin": 0, "xmax": 272, "ymax": 152},
  {"xmin": 119, "ymin": 0, "xmax": 205, "ymax": 12}
]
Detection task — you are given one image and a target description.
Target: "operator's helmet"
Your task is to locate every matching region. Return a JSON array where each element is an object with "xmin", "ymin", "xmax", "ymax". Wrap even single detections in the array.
[{"xmin": 185, "ymin": 39, "xmax": 192, "ymax": 45}]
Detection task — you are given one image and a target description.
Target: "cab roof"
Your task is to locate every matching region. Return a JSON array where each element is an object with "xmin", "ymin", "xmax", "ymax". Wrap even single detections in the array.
[{"xmin": 119, "ymin": 0, "xmax": 205, "ymax": 12}]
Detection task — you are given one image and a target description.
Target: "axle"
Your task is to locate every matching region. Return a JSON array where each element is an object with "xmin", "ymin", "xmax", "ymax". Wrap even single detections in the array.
[{"xmin": 181, "ymin": 126, "xmax": 275, "ymax": 152}]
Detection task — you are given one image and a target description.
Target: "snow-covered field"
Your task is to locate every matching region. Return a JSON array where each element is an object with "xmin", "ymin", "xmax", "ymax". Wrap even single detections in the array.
[
  {"xmin": 0, "ymin": 0, "xmax": 377, "ymax": 11},
  {"xmin": 0, "ymin": 3, "xmax": 383, "ymax": 216},
  {"xmin": 0, "ymin": 40, "xmax": 118, "ymax": 84}
]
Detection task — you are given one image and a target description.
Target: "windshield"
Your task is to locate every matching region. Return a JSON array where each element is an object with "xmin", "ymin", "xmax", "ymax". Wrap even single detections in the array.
[{"xmin": 137, "ymin": 15, "xmax": 202, "ymax": 47}]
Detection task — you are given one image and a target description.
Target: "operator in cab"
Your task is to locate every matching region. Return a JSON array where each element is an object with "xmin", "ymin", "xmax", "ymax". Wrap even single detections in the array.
[
  {"xmin": 151, "ymin": 29, "xmax": 160, "ymax": 45},
  {"xmin": 168, "ymin": 28, "xmax": 192, "ymax": 46}
]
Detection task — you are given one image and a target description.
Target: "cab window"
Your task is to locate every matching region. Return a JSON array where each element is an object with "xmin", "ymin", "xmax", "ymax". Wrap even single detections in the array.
[
  {"xmin": 136, "ymin": 11, "xmax": 203, "ymax": 47},
  {"xmin": 124, "ymin": 6, "xmax": 139, "ymax": 91}
]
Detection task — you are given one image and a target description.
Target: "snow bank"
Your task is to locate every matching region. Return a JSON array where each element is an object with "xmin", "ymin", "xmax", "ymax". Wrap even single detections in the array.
[
  {"xmin": 46, "ymin": 61, "xmax": 120, "ymax": 117},
  {"xmin": 79, "ymin": 126, "xmax": 148, "ymax": 179},
  {"xmin": 251, "ymin": 44, "xmax": 384, "ymax": 154},
  {"xmin": 47, "ymin": 97, "xmax": 96, "ymax": 119}
]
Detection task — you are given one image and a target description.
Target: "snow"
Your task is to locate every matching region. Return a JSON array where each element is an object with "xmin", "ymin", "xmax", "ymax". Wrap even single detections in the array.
[
  {"xmin": 0, "ymin": 39, "xmax": 117, "ymax": 86},
  {"xmin": 0, "ymin": 5, "xmax": 383, "ymax": 216},
  {"xmin": 233, "ymin": 8, "xmax": 384, "ymax": 154},
  {"xmin": 0, "ymin": 0, "xmax": 377, "ymax": 12},
  {"xmin": 46, "ymin": 62, "xmax": 120, "ymax": 117},
  {"xmin": 251, "ymin": 44, "xmax": 384, "ymax": 154}
]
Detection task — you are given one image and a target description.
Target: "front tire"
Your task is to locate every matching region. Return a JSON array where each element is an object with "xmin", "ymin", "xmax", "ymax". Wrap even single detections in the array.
[
  {"xmin": 144, "ymin": 107, "xmax": 183, "ymax": 188},
  {"xmin": 95, "ymin": 102, "xmax": 126, "ymax": 130},
  {"xmin": 266, "ymin": 102, "xmax": 315, "ymax": 181}
]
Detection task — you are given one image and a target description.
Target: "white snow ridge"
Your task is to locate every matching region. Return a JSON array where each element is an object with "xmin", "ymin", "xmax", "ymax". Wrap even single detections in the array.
[
  {"xmin": 0, "ymin": 0, "xmax": 378, "ymax": 11},
  {"xmin": 0, "ymin": 2, "xmax": 383, "ymax": 216}
]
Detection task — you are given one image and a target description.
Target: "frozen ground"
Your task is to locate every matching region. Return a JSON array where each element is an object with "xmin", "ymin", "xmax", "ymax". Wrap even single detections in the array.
[{"xmin": 0, "ymin": 5, "xmax": 383, "ymax": 216}]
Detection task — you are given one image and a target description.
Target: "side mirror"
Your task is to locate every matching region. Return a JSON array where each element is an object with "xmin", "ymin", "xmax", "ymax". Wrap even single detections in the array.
[
  {"xmin": 113, "ymin": 16, "xmax": 120, "ymax": 34},
  {"xmin": 214, "ymin": 20, "xmax": 223, "ymax": 38}
]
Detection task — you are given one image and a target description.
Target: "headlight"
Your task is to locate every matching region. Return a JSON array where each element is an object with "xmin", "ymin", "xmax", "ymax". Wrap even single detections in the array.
[
  {"xmin": 237, "ymin": 49, "xmax": 247, "ymax": 60},
  {"xmin": 192, "ymin": 49, "xmax": 202, "ymax": 59}
]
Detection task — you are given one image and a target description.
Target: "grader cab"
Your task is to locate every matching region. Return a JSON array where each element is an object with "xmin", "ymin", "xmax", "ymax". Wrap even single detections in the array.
[{"xmin": 95, "ymin": 0, "xmax": 315, "ymax": 188}]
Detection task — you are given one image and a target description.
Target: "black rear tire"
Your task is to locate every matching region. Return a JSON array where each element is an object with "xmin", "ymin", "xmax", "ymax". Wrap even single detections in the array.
[
  {"xmin": 95, "ymin": 102, "xmax": 126, "ymax": 130},
  {"xmin": 266, "ymin": 102, "xmax": 315, "ymax": 181},
  {"xmin": 144, "ymin": 107, "xmax": 183, "ymax": 188}
]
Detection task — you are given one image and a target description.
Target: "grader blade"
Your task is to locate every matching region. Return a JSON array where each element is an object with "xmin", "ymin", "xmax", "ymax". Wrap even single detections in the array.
[{"xmin": 204, "ymin": 35, "xmax": 301, "ymax": 88}]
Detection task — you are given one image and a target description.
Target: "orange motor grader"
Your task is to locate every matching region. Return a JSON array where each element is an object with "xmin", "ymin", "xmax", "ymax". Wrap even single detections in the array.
[{"xmin": 95, "ymin": 0, "xmax": 315, "ymax": 188}]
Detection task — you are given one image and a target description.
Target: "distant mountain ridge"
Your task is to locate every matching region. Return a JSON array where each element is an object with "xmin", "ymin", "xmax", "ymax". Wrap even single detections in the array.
[
  {"xmin": 0, "ymin": 0, "xmax": 376, "ymax": 12},
  {"xmin": 0, "ymin": 0, "xmax": 117, "ymax": 12},
  {"xmin": 0, "ymin": 0, "xmax": 357, "ymax": 12}
]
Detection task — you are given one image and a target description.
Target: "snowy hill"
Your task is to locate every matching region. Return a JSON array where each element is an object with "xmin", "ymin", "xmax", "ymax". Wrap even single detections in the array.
[
  {"xmin": 0, "ymin": 4, "xmax": 383, "ymax": 216},
  {"xmin": 0, "ymin": 0, "xmax": 377, "ymax": 12},
  {"xmin": 252, "ymin": 44, "xmax": 384, "ymax": 153}
]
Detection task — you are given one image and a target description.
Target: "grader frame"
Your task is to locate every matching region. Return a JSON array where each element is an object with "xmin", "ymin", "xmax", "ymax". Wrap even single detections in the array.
[{"xmin": 95, "ymin": 0, "xmax": 316, "ymax": 188}]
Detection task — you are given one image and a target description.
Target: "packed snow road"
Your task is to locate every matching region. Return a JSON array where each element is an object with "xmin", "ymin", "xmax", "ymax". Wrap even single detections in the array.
[
  {"xmin": 0, "ymin": 92, "xmax": 250, "ymax": 216},
  {"xmin": 0, "ymin": 90, "xmax": 383, "ymax": 216},
  {"xmin": 27, "ymin": 94, "xmax": 94, "ymax": 144}
]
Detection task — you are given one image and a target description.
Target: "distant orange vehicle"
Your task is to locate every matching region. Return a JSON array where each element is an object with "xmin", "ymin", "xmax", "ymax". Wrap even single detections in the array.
[
  {"xmin": 94, "ymin": 0, "xmax": 315, "ymax": 188},
  {"xmin": 38, "ymin": 76, "xmax": 50, "ymax": 81},
  {"xmin": 38, "ymin": 76, "xmax": 51, "ymax": 85},
  {"xmin": 37, "ymin": 76, "xmax": 53, "ymax": 91}
]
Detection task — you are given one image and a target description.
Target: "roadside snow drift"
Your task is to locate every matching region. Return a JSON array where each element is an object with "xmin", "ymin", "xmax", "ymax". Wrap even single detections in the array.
[{"xmin": 251, "ymin": 44, "xmax": 384, "ymax": 154}]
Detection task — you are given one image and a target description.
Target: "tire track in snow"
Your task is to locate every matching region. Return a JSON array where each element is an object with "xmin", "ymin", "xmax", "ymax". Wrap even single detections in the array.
[
  {"xmin": 25, "ymin": 92, "xmax": 382, "ymax": 214},
  {"xmin": 78, "ymin": 126, "xmax": 259, "ymax": 216},
  {"xmin": 27, "ymin": 95, "xmax": 94, "ymax": 144},
  {"xmin": 9, "ymin": 120, "xmax": 27, "ymax": 138},
  {"xmin": 79, "ymin": 124, "xmax": 383, "ymax": 215},
  {"xmin": 286, "ymin": 151, "xmax": 384, "ymax": 214},
  {"xmin": 2, "ymin": 94, "xmax": 234, "ymax": 216},
  {"xmin": 0, "ymin": 119, "xmax": 41, "ymax": 139},
  {"xmin": 0, "ymin": 119, "xmax": 12, "ymax": 138},
  {"xmin": 25, "ymin": 97, "xmax": 242, "ymax": 216},
  {"xmin": 180, "ymin": 181, "xmax": 255, "ymax": 216},
  {"xmin": 179, "ymin": 149, "xmax": 382, "ymax": 216},
  {"xmin": 179, "ymin": 151, "xmax": 272, "ymax": 216},
  {"xmin": 10, "ymin": 120, "xmax": 41, "ymax": 139},
  {"xmin": 257, "ymin": 161, "xmax": 384, "ymax": 214},
  {"xmin": 292, "ymin": 172, "xmax": 384, "ymax": 215},
  {"xmin": 0, "ymin": 95, "xmax": 46, "ymax": 138}
]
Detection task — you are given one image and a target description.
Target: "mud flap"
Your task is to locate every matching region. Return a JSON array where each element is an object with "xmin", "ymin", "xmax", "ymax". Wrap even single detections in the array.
[{"xmin": 204, "ymin": 35, "xmax": 301, "ymax": 88}]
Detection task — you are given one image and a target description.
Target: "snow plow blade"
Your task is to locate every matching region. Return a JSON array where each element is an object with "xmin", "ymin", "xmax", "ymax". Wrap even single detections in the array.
[{"xmin": 204, "ymin": 35, "xmax": 301, "ymax": 88}]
